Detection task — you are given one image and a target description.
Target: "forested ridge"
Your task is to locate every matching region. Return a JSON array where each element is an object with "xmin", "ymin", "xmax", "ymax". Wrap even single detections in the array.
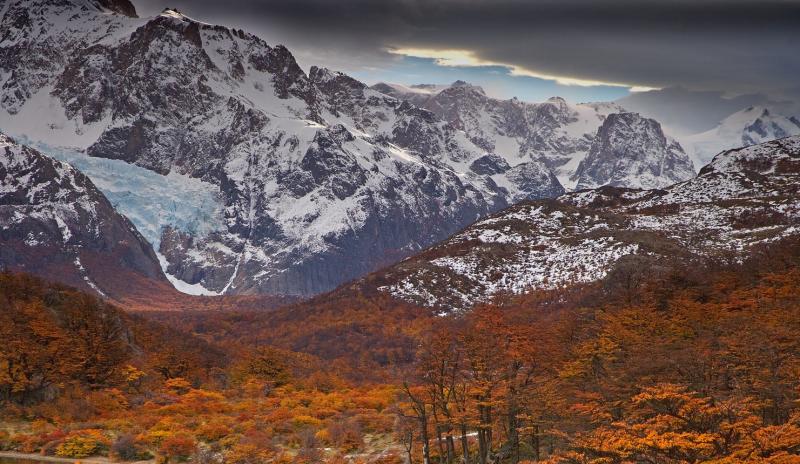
[{"xmin": 1, "ymin": 238, "xmax": 799, "ymax": 462}]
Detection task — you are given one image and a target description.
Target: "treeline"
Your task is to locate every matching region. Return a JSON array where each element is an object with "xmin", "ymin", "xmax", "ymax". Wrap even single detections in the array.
[
  {"xmin": 0, "ymin": 272, "xmax": 226, "ymax": 406},
  {"xmin": 146, "ymin": 288, "xmax": 432, "ymax": 381},
  {"xmin": 397, "ymin": 238, "xmax": 800, "ymax": 463},
  {"xmin": 0, "ymin": 272, "xmax": 402, "ymax": 462}
]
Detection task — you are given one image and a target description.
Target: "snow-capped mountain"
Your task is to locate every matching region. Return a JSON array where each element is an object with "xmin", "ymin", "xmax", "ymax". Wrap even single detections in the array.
[
  {"xmin": 0, "ymin": 132, "xmax": 166, "ymax": 298},
  {"xmin": 681, "ymin": 106, "xmax": 800, "ymax": 167},
  {"xmin": 0, "ymin": 0, "xmax": 565, "ymax": 297},
  {"xmin": 574, "ymin": 112, "xmax": 696, "ymax": 190},
  {"xmin": 374, "ymin": 136, "xmax": 800, "ymax": 311},
  {"xmin": 372, "ymin": 81, "xmax": 695, "ymax": 191}
]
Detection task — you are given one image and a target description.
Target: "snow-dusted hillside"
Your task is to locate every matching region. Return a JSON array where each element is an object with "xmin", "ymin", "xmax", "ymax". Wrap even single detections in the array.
[
  {"xmin": 376, "ymin": 136, "xmax": 800, "ymax": 311},
  {"xmin": 0, "ymin": 0, "xmax": 567, "ymax": 296},
  {"xmin": 0, "ymin": 132, "xmax": 166, "ymax": 297},
  {"xmin": 681, "ymin": 107, "xmax": 800, "ymax": 167},
  {"xmin": 372, "ymin": 81, "xmax": 695, "ymax": 191}
]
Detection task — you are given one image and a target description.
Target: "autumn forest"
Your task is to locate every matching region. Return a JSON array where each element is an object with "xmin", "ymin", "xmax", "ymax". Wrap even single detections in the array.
[{"xmin": 0, "ymin": 235, "xmax": 798, "ymax": 463}]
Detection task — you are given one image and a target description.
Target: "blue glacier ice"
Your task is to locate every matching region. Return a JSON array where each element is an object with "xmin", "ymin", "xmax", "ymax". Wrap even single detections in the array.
[{"xmin": 19, "ymin": 138, "xmax": 225, "ymax": 252}]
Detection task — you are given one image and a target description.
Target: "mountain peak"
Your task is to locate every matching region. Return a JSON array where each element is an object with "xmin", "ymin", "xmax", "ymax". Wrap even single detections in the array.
[
  {"xmin": 683, "ymin": 105, "xmax": 800, "ymax": 166},
  {"xmin": 449, "ymin": 80, "xmax": 485, "ymax": 94},
  {"xmin": 575, "ymin": 111, "xmax": 695, "ymax": 190},
  {"xmin": 701, "ymin": 135, "xmax": 800, "ymax": 176},
  {"xmin": 158, "ymin": 8, "xmax": 203, "ymax": 23},
  {"xmin": 94, "ymin": 0, "xmax": 137, "ymax": 18}
]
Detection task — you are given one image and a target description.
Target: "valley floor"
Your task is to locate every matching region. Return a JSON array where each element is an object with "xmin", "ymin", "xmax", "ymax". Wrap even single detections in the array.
[{"xmin": 0, "ymin": 451, "xmax": 153, "ymax": 463}]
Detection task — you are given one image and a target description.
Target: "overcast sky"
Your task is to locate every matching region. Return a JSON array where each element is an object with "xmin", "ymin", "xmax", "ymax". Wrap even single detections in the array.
[{"xmin": 133, "ymin": 0, "xmax": 800, "ymax": 104}]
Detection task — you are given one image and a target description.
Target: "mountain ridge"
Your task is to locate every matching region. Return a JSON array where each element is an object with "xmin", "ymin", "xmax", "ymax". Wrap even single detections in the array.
[{"xmin": 372, "ymin": 80, "xmax": 695, "ymax": 191}]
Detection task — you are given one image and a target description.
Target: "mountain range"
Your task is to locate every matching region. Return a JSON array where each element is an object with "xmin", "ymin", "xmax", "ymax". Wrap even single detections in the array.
[
  {"xmin": 1, "ymin": 0, "xmax": 798, "ymax": 304},
  {"xmin": 373, "ymin": 81, "xmax": 695, "ymax": 190}
]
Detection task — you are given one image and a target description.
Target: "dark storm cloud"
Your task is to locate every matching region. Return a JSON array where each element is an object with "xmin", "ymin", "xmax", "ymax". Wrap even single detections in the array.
[{"xmin": 135, "ymin": 0, "xmax": 800, "ymax": 95}]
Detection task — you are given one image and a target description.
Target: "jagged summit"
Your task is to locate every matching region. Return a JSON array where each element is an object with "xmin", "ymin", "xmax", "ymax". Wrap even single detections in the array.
[
  {"xmin": 157, "ymin": 7, "xmax": 213, "ymax": 26},
  {"xmin": 574, "ymin": 112, "xmax": 695, "ymax": 190},
  {"xmin": 371, "ymin": 81, "xmax": 686, "ymax": 191},
  {"xmin": 448, "ymin": 80, "xmax": 485, "ymax": 93},
  {"xmin": 160, "ymin": 8, "xmax": 190, "ymax": 20}
]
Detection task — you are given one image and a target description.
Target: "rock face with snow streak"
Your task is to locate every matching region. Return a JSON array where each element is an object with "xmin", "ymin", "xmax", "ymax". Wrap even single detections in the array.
[
  {"xmin": 682, "ymin": 106, "xmax": 800, "ymax": 167},
  {"xmin": 0, "ymin": 133, "xmax": 166, "ymax": 297},
  {"xmin": 372, "ymin": 136, "xmax": 800, "ymax": 311},
  {"xmin": 1, "ymin": 0, "xmax": 570, "ymax": 296},
  {"xmin": 372, "ymin": 81, "xmax": 682, "ymax": 191},
  {"xmin": 574, "ymin": 112, "xmax": 696, "ymax": 190}
]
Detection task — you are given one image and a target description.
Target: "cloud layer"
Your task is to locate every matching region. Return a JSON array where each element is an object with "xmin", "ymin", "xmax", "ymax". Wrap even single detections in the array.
[{"xmin": 135, "ymin": 0, "xmax": 800, "ymax": 98}]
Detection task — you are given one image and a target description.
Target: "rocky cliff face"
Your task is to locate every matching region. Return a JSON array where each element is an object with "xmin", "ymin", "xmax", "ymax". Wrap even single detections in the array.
[
  {"xmin": 574, "ymin": 112, "xmax": 696, "ymax": 190},
  {"xmin": 0, "ymin": 1, "xmax": 568, "ymax": 297},
  {"xmin": 374, "ymin": 136, "xmax": 800, "ymax": 311},
  {"xmin": 0, "ymin": 133, "xmax": 166, "ymax": 298}
]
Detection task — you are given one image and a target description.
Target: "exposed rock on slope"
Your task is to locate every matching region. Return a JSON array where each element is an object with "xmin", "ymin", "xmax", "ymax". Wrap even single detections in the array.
[
  {"xmin": 0, "ymin": 133, "xmax": 166, "ymax": 298},
  {"xmin": 374, "ymin": 136, "xmax": 800, "ymax": 311}
]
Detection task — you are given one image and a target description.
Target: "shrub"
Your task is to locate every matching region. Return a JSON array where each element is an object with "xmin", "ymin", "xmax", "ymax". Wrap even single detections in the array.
[
  {"xmin": 159, "ymin": 433, "xmax": 196, "ymax": 462},
  {"xmin": 0, "ymin": 430, "xmax": 14, "ymax": 451},
  {"xmin": 225, "ymin": 443, "xmax": 271, "ymax": 464},
  {"xmin": 111, "ymin": 433, "xmax": 152, "ymax": 461},
  {"xmin": 197, "ymin": 421, "xmax": 231, "ymax": 442},
  {"xmin": 16, "ymin": 430, "xmax": 66, "ymax": 454},
  {"xmin": 165, "ymin": 378, "xmax": 192, "ymax": 395},
  {"xmin": 327, "ymin": 418, "xmax": 363, "ymax": 452},
  {"xmin": 86, "ymin": 388, "xmax": 129, "ymax": 417},
  {"xmin": 291, "ymin": 415, "xmax": 322, "ymax": 428},
  {"xmin": 55, "ymin": 429, "xmax": 108, "ymax": 458}
]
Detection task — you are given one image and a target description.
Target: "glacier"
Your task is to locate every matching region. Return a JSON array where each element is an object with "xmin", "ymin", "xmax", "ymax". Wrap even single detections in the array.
[{"xmin": 13, "ymin": 136, "xmax": 226, "ymax": 294}]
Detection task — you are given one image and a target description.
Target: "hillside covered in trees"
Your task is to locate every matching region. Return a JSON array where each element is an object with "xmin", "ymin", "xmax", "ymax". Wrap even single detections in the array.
[{"xmin": 2, "ymin": 237, "xmax": 800, "ymax": 462}]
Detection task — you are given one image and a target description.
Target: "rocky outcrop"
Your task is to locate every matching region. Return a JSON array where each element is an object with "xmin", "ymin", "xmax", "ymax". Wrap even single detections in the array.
[{"xmin": 574, "ymin": 112, "xmax": 695, "ymax": 190}]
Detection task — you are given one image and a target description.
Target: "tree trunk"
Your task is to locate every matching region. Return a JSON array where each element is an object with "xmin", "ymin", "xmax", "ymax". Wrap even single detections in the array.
[
  {"xmin": 460, "ymin": 423, "xmax": 470, "ymax": 464},
  {"xmin": 477, "ymin": 403, "xmax": 492, "ymax": 464},
  {"xmin": 477, "ymin": 428, "xmax": 487, "ymax": 464},
  {"xmin": 436, "ymin": 425, "xmax": 446, "ymax": 463},
  {"xmin": 530, "ymin": 425, "xmax": 540, "ymax": 462},
  {"xmin": 446, "ymin": 433, "xmax": 456, "ymax": 464},
  {"xmin": 508, "ymin": 397, "xmax": 520, "ymax": 464},
  {"xmin": 421, "ymin": 411, "xmax": 432, "ymax": 464},
  {"xmin": 485, "ymin": 406, "xmax": 493, "ymax": 463}
]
